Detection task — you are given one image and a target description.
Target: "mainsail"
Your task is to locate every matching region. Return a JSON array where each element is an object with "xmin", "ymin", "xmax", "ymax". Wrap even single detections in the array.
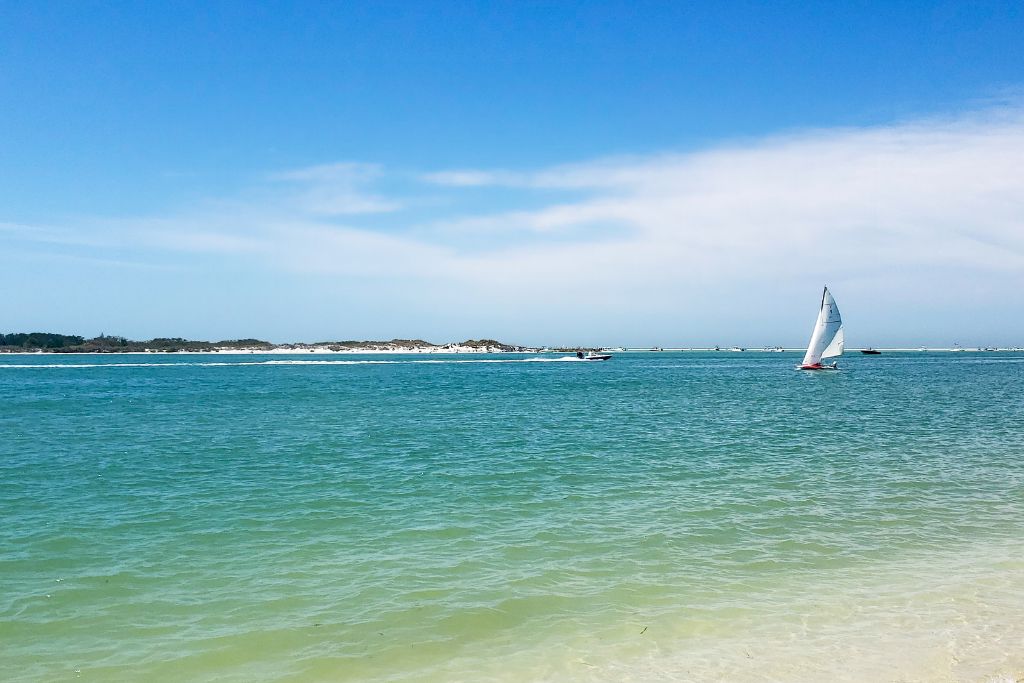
[{"xmin": 801, "ymin": 287, "xmax": 844, "ymax": 367}]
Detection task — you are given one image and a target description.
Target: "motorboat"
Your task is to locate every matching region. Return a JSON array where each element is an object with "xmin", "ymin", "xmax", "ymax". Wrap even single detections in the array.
[{"xmin": 576, "ymin": 351, "xmax": 612, "ymax": 361}]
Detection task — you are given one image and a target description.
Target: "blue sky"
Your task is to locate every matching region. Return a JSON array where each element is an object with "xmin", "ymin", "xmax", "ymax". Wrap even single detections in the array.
[{"xmin": 2, "ymin": 1, "xmax": 1023, "ymax": 346}]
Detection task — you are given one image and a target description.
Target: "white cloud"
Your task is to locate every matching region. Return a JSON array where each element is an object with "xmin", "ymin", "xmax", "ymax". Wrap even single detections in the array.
[
  {"xmin": 6, "ymin": 105, "xmax": 1024, "ymax": 343},
  {"xmin": 270, "ymin": 162, "xmax": 400, "ymax": 215},
  {"xmin": 426, "ymin": 107, "xmax": 1024, "ymax": 284},
  {"xmin": 420, "ymin": 170, "xmax": 517, "ymax": 187},
  {"xmin": 411, "ymin": 107, "xmax": 1024, "ymax": 342}
]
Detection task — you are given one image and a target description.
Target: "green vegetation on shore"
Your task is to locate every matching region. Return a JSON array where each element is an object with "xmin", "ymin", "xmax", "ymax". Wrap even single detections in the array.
[
  {"xmin": 0, "ymin": 333, "xmax": 530, "ymax": 353},
  {"xmin": 0, "ymin": 333, "xmax": 275, "ymax": 353}
]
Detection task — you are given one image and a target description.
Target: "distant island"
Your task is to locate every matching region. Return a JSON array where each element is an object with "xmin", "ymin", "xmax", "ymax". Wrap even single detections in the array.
[{"xmin": 0, "ymin": 332, "xmax": 557, "ymax": 354}]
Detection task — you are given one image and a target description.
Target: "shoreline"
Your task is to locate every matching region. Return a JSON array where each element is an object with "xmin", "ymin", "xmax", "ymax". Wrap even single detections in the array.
[{"xmin": 2, "ymin": 347, "xmax": 1023, "ymax": 355}]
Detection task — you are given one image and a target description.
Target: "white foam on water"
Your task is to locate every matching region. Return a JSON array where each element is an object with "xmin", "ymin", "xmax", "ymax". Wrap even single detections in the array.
[{"xmin": 0, "ymin": 362, "xmax": 220, "ymax": 369}]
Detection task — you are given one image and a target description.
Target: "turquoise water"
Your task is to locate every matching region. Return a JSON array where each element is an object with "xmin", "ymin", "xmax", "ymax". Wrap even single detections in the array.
[{"xmin": 2, "ymin": 352, "xmax": 1023, "ymax": 682}]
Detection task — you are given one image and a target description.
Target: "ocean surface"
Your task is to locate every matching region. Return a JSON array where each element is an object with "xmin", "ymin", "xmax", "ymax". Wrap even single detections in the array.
[{"xmin": 2, "ymin": 351, "xmax": 1022, "ymax": 682}]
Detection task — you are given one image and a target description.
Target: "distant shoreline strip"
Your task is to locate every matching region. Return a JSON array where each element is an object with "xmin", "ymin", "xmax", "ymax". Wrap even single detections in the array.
[{"xmin": 0, "ymin": 358, "xmax": 594, "ymax": 369}]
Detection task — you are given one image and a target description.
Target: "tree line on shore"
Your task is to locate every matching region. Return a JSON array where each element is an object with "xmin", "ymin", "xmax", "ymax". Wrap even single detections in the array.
[
  {"xmin": 0, "ymin": 333, "xmax": 528, "ymax": 353},
  {"xmin": 0, "ymin": 333, "xmax": 274, "ymax": 353}
]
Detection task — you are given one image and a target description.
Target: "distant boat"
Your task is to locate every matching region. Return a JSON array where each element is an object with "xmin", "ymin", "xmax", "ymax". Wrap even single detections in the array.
[
  {"xmin": 798, "ymin": 286, "xmax": 844, "ymax": 370},
  {"xmin": 861, "ymin": 348, "xmax": 881, "ymax": 355},
  {"xmin": 576, "ymin": 351, "xmax": 612, "ymax": 361}
]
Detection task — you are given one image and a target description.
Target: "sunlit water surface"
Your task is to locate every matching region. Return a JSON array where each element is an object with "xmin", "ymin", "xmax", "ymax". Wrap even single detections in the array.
[{"xmin": 2, "ymin": 352, "xmax": 1022, "ymax": 682}]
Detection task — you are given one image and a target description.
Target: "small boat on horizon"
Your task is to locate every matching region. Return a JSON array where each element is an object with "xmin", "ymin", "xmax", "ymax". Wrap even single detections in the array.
[
  {"xmin": 798, "ymin": 286, "xmax": 844, "ymax": 370},
  {"xmin": 861, "ymin": 348, "xmax": 881, "ymax": 355}
]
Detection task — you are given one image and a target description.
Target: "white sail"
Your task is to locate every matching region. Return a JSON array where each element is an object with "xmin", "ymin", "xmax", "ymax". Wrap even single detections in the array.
[
  {"xmin": 801, "ymin": 287, "xmax": 844, "ymax": 366},
  {"xmin": 821, "ymin": 325, "xmax": 844, "ymax": 359}
]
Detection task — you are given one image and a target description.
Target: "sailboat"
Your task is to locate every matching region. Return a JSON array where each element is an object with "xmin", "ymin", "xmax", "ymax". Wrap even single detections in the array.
[{"xmin": 799, "ymin": 286, "xmax": 844, "ymax": 370}]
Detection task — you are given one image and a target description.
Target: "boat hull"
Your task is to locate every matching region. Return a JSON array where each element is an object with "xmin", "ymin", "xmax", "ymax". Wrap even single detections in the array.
[{"xmin": 798, "ymin": 363, "xmax": 837, "ymax": 371}]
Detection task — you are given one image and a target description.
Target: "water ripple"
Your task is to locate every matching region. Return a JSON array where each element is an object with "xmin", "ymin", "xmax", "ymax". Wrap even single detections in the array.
[{"xmin": 1, "ymin": 352, "xmax": 1022, "ymax": 681}]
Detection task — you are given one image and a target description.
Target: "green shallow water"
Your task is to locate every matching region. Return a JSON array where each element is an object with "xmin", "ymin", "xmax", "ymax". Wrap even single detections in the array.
[{"xmin": 2, "ymin": 352, "xmax": 1023, "ymax": 682}]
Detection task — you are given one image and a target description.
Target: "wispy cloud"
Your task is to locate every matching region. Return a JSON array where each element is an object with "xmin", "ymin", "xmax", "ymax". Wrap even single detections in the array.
[
  {"xmin": 269, "ymin": 162, "xmax": 400, "ymax": 215},
  {"xmin": 6, "ymin": 104, "xmax": 1024, "ymax": 343},
  {"xmin": 420, "ymin": 170, "xmax": 514, "ymax": 187},
  {"xmin": 429, "ymin": 107, "xmax": 1024, "ymax": 278}
]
